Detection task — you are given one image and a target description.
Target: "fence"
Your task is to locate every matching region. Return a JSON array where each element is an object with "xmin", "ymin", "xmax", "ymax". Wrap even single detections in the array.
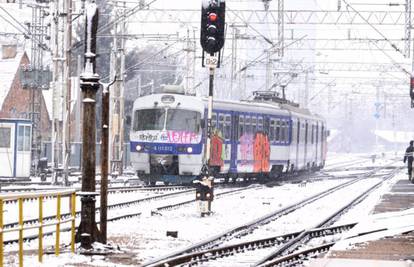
[{"xmin": 0, "ymin": 189, "xmax": 76, "ymax": 267}]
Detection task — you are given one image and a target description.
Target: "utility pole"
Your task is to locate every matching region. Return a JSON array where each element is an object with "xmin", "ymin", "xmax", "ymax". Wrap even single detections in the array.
[
  {"xmin": 230, "ymin": 25, "xmax": 238, "ymax": 98},
  {"xmin": 277, "ymin": 0, "xmax": 284, "ymax": 57},
  {"xmin": 405, "ymin": 0, "xmax": 411, "ymax": 58},
  {"xmin": 62, "ymin": 0, "xmax": 73, "ymax": 186},
  {"xmin": 26, "ymin": 1, "xmax": 51, "ymax": 175},
  {"xmin": 76, "ymin": 2, "xmax": 102, "ymax": 248},
  {"xmin": 109, "ymin": 0, "xmax": 126, "ymax": 175}
]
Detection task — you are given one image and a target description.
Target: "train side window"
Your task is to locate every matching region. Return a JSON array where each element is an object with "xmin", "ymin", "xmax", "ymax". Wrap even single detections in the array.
[
  {"xmin": 315, "ymin": 124, "xmax": 319, "ymax": 144},
  {"xmin": 245, "ymin": 116, "xmax": 251, "ymax": 133},
  {"xmin": 321, "ymin": 126, "xmax": 324, "ymax": 142},
  {"xmin": 281, "ymin": 121, "xmax": 286, "ymax": 142},
  {"xmin": 305, "ymin": 122, "xmax": 309, "ymax": 144},
  {"xmin": 252, "ymin": 116, "xmax": 257, "ymax": 133},
  {"xmin": 218, "ymin": 114, "xmax": 225, "ymax": 136},
  {"xmin": 287, "ymin": 120, "xmax": 291, "ymax": 143},
  {"xmin": 239, "ymin": 115, "xmax": 244, "ymax": 138},
  {"xmin": 257, "ymin": 116, "xmax": 263, "ymax": 131},
  {"xmin": 224, "ymin": 115, "xmax": 231, "ymax": 140},
  {"xmin": 275, "ymin": 120, "xmax": 280, "ymax": 142},
  {"xmin": 270, "ymin": 119, "xmax": 275, "ymax": 141},
  {"xmin": 311, "ymin": 124, "xmax": 314, "ymax": 144},
  {"xmin": 212, "ymin": 113, "xmax": 217, "ymax": 129},
  {"xmin": 258, "ymin": 116, "xmax": 263, "ymax": 131}
]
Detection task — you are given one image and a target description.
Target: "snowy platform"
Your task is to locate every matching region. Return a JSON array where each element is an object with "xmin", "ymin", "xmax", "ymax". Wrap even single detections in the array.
[{"xmin": 313, "ymin": 174, "xmax": 414, "ymax": 265}]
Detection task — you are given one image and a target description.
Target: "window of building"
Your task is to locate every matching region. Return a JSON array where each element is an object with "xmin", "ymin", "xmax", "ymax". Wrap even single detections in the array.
[{"xmin": 0, "ymin": 127, "xmax": 11, "ymax": 148}]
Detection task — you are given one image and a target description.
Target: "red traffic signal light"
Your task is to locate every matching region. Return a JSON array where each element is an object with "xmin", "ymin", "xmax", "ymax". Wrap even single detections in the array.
[
  {"xmin": 200, "ymin": 1, "xmax": 226, "ymax": 54},
  {"xmin": 208, "ymin": 13, "xmax": 217, "ymax": 22}
]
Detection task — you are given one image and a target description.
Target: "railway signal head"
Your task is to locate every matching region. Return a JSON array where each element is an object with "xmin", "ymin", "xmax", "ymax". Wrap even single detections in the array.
[
  {"xmin": 195, "ymin": 183, "xmax": 213, "ymax": 201},
  {"xmin": 200, "ymin": 0, "xmax": 226, "ymax": 55}
]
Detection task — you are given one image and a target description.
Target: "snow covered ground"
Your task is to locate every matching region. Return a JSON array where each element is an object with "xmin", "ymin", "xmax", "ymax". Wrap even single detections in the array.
[{"xmin": 2, "ymin": 153, "xmax": 412, "ymax": 266}]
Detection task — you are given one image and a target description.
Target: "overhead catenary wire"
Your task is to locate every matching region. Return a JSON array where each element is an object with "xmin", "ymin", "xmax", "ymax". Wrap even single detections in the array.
[
  {"xmin": 342, "ymin": 0, "xmax": 405, "ymax": 57},
  {"xmin": 0, "ymin": 6, "xmax": 48, "ymax": 50}
]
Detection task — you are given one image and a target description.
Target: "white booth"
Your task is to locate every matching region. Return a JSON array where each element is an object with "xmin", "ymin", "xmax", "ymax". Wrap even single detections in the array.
[{"xmin": 0, "ymin": 119, "xmax": 31, "ymax": 178}]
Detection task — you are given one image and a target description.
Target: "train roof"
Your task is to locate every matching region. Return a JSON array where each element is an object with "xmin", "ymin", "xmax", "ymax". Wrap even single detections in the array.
[{"xmin": 134, "ymin": 93, "xmax": 325, "ymax": 122}]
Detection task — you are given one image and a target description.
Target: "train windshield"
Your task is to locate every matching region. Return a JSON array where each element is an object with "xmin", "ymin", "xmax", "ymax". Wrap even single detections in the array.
[
  {"xmin": 133, "ymin": 108, "xmax": 166, "ymax": 131},
  {"xmin": 166, "ymin": 109, "xmax": 201, "ymax": 132},
  {"xmin": 133, "ymin": 108, "xmax": 201, "ymax": 132}
]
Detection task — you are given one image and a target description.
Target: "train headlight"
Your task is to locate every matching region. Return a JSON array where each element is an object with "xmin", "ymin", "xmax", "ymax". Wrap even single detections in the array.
[
  {"xmin": 136, "ymin": 144, "xmax": 142, "ymax": 152},
  {"xmin": 206, "ymin": 192, "xmax": 211, "ymax": 199},
  {"xmin": 187, "ymin": 147, "xmax": 193, "ymax": 153},
  {"xmin": 196, "ymin": 192, "xmax": 201, "ymax": 198}
]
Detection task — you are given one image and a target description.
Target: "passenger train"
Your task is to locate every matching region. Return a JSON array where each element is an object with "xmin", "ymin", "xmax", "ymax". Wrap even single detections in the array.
[{"xmin": 130, "ymin": 87, "xmax": 327, "ymax": 185}]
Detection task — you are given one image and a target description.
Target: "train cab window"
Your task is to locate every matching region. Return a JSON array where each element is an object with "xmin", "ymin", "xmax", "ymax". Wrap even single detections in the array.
[
  {"xmin": 270, "ymin": 119, "xmax": 275, "ymax": 141},
  {"xmin": 275, "ymin": 120, "xmax": 280, "ymax": 142},
  {"xmin": 224, "ymin": 115, "xmax": 231, "ymax": 140},
  {"xmin": 252, "ymin": 116, "xmax": 257, "ymax": 133},
  {"xmin": 245, "ymin": 116, "xmax": 251, "ymax": 134},
  {"xmin": 258, "ymin": 116, "xmax": 263, "ymax": 131},
  {"xmin": 133, "ymin": 108, "xmax": 166, "ymax": 131},
  {"xmin": 239, "ymin": 115, "xmax": 244, "ymax": 138}
]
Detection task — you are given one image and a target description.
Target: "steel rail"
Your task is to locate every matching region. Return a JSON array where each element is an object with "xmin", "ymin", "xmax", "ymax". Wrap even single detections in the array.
[
  {"xmin": 143, "ymin": 164, "xmax": 398, "ymax": 267},
  {"xmin": 255, "ymin": 167, "xmax": 402, "ymax": 267},
  {"xmin": 143, "ymin": 170, "xmax": 378, "ymax": 266}
]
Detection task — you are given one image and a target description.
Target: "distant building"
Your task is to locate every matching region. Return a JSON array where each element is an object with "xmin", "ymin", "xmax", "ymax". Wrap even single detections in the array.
[{"xmin": 0, "ymin": 44, "xmax": 51, "ymax": 144}]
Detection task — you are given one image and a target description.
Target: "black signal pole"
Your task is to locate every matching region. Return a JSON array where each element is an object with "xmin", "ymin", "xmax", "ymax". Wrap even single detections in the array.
[
  {"xmin": 199, "ymin": 0, "xmax": 226, "ymax": 215},
  {"xmin": 76, "ymin": 2, "xmax": 102, "ymax": 249}
]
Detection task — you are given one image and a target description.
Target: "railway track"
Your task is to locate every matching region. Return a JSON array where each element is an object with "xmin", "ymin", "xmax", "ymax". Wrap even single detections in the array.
[
  {"xmin": 143, "ymin": 165, "xmax": 401, "ymax": 267},
  {"xmin": 1, "ymin": 185, "xmax": 256, "ymax": 246}
]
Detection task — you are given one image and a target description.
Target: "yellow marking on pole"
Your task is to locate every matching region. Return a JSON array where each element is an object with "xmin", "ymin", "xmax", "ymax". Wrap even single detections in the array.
[
  {"xmin": 55, "ymin": 194, "xmax": 61, "ymax": 256},
  {"xmin": 0, "ymin": 199, "xmax": 4, "ymax": 267},
  {"xmin": 38, "ymin": 196, "xmax": 43, "ymax": 262},
  {"xmin": 18, "ymin": 198, "xmax": 23, "ymax": 267},
  {"xmin": 70, "ymin": 193, "xmax": 76, "ymax": 253}
]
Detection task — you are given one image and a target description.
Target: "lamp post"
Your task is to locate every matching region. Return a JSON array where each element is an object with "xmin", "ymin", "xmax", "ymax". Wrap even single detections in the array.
[{"xmin": 75, "ymin": 1, "xmax": 102, "ymax": 249}]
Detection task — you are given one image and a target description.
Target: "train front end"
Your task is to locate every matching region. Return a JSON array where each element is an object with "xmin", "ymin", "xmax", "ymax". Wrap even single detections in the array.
[{"xmin": 130, "ymin": 93, "xmax": 204, "ymax": 185}]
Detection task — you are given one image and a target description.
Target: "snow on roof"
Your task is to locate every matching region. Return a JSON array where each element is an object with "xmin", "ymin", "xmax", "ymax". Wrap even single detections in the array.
[
  {"xmin": 374, "ymin": 130, "xmax": 414, "ymax": 144},
  {"xmin": 0, "ymin": 51, "xmax": 24, "ymax": 109}
]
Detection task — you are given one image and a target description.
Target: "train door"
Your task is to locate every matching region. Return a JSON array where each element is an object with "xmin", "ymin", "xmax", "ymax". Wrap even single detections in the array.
[
  {"xmin": 321, "ymin": 124, "xmax": 326, "ymax": 164},
  {"xmin": 230, "ymin": 112, "xmax": 238, "ymax": 173},
  {"xmin": 304, "ymin": 121, "xmax": 308, "ymax": 168},
  {"xmin": 295, "ymin": 119, "xmax": 300, "ymax": 170},
  {"xmin": 315, "ymin": 122, "xmax": 319, "ymax": 166}
]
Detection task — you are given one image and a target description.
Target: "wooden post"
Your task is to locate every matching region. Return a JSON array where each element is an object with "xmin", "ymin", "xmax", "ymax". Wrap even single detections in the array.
[{"xmin": 99, "ymin": 77, "xmax": 116, "ymax": 243}]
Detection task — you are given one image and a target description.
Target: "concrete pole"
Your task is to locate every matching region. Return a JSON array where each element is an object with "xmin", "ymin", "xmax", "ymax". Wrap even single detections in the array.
[{"xmin": 63, "ymin": 0, "xmax": 73, "ymax": 186}]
